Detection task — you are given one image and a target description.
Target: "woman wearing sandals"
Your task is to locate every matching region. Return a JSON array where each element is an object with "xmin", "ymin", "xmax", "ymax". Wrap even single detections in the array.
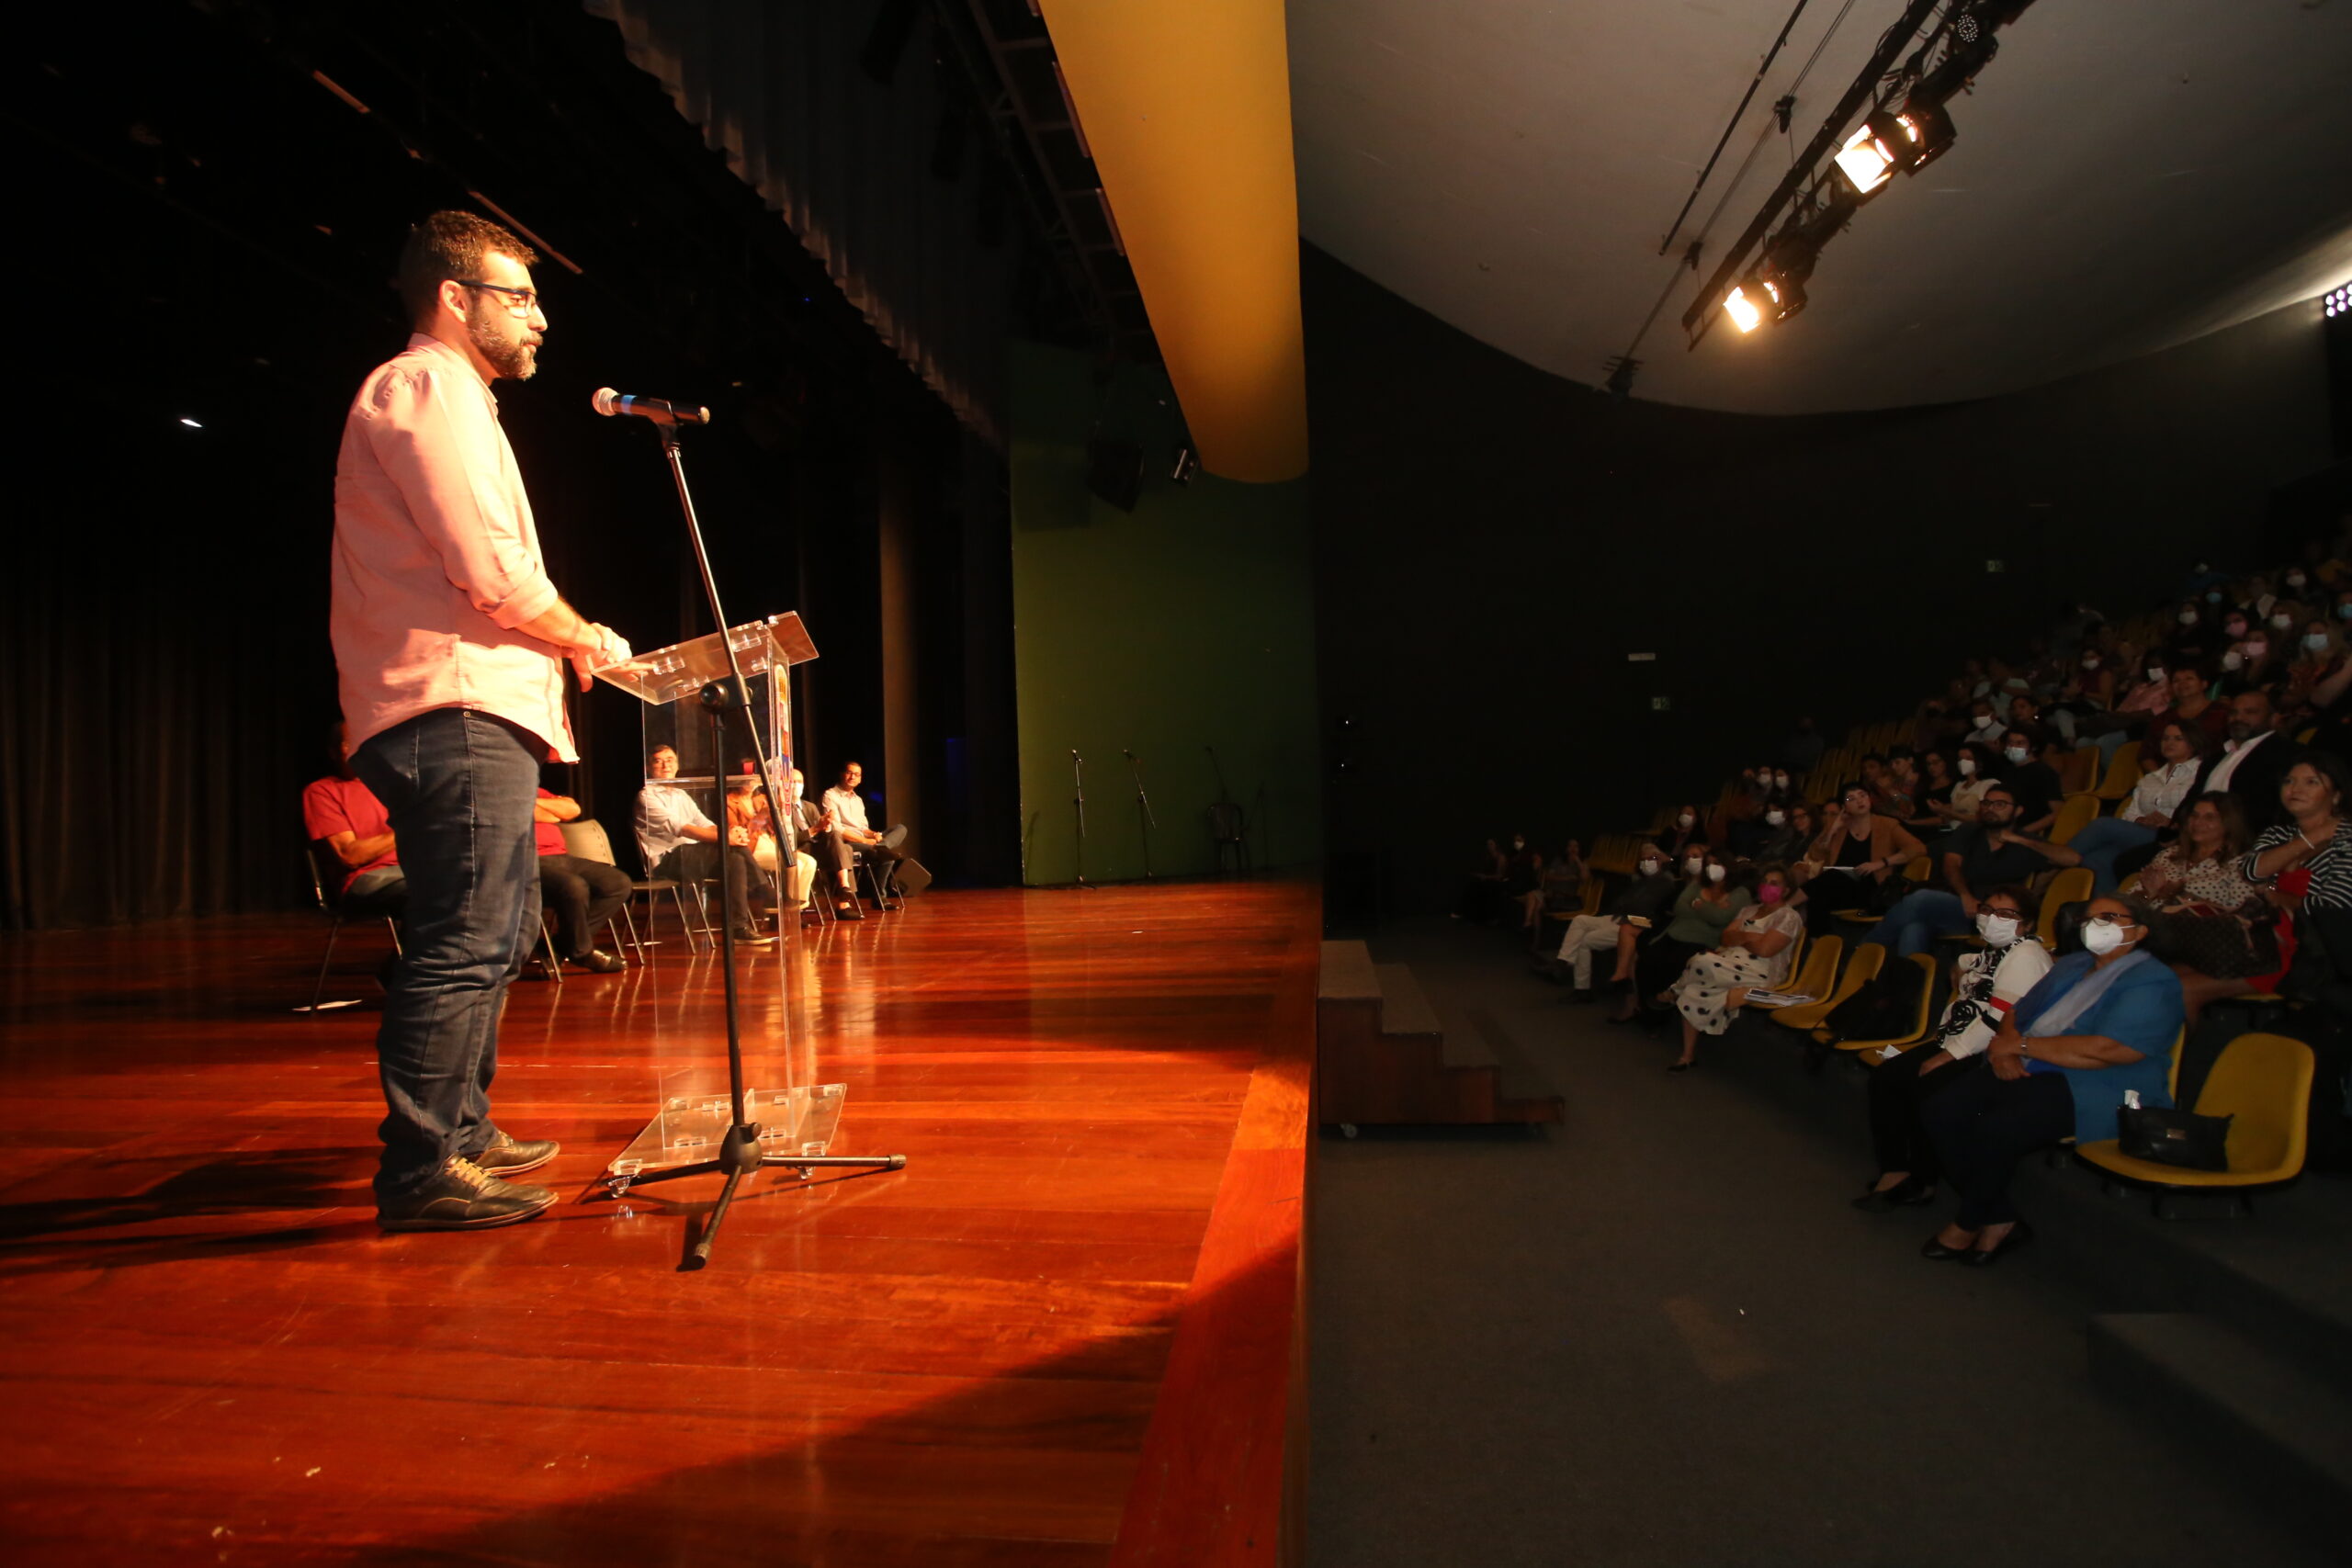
[{"xmin": 1851, "ymin": 885, "xmax": 2052, "ymax": 1213}]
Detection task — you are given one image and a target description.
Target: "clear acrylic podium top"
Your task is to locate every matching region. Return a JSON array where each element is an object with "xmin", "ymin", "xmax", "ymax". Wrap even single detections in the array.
[{"xmin": 588, "ymin": 612, "xmax": 819, "ymax": 707}]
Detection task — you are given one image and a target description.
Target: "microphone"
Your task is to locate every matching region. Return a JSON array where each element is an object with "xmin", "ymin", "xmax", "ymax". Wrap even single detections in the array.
[
  {"xmin": 1123, "ymin": 750, "xmax": 1137, "ymax": 761},
  {"xmin": 591, "ymin": 387, "xmax": 711, "ymax": 426}
]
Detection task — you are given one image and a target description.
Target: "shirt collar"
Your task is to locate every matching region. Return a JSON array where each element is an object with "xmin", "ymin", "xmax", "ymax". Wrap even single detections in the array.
[{"xmin": 406, "ymin": 331, "xmax": 495, "ymax": 397}]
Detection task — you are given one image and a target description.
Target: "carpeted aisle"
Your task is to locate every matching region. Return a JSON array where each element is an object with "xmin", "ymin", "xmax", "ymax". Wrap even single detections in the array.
[{"xmin": 1306, "ymin": 919, "xmax": 2332, "ymax": 1568}]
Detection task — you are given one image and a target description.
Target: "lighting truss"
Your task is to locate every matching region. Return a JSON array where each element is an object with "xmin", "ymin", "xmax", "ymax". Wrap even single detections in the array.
[{"xmin": 1682, "ymin": 0, "xmax": 2037, "ymax": 345}]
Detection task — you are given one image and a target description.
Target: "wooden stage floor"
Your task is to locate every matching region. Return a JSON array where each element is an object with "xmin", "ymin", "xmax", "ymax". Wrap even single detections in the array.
[{"xmin": 0, "ymin": 880, "xmax": 1318, "ymax": 1566}]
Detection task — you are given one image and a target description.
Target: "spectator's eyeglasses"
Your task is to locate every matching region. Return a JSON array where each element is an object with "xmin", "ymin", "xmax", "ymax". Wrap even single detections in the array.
[{"xmin": 456, "ymin": 279, "xmax": 540, "ymax": 315}]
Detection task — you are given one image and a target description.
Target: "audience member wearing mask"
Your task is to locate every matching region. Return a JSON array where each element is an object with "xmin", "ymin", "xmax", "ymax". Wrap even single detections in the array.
[
  {"xmin": 2068, "ymin": 718, "xmax": 2209, "ymax": 892},
  {"xmin": 1860, "ymin": 785, "xmax": 2079, "ymax": 956},
  {"xmin": 2165, "ymin": 600, "xmax": 2218, "ymax": 668},
  {"xmin": 2283, "ymin": 617, "xmax": 2346, "ymax": 711},
  {"xmin": 1917, "ymin": 895, "xmax": 2183, "ymax": 1266},
  {"xmin": 1932, "ymin": 743, "xmax": 2001, "ymax": 828},
  {"xmin": 1552, "ymin": 845, "xmax": 1679, "ymax": 998},
  {"xmin": 1660, "ymin": 804, "xmax": 1708, "ymax": 863},
  {"xmin": 1852, "ymin": 886, "xmax": 2052, "ymax": 1213},
  {"xmin": 1795, "ymin": 784, "xmax": 1927, "ymax": 936},
  {"xmin": 1993, "ymin": 729, "xmax": 2062, "ymax": 836},
  {"xmin": 1755, "ymin": 799, "xmax": 1815, "ymax": 868},
  {"xmin": 1666, "ymin": 863, "xmax": 1806, "ymax": 1071},
  {"xmin": 1963, "ymin": 699, "xmax": 2006, "ymax": 748},
  {"xmin": 1608, "ymin": 851, "xmax": 1747, "ymax": 1026}
]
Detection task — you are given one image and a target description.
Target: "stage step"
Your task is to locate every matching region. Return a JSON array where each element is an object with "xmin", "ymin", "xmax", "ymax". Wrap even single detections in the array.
[
  {"xmin": 2088, "ymin": 1312, "xmax": 2352, "ymax": 1544},
  {"xmin": 1316, "ymin": 941, "xmax": 1562, "ymax": 1127}
]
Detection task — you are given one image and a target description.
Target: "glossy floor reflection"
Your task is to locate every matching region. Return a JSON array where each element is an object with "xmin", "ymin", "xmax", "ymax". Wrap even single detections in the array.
[{"xmin": 0, "ymin": 881, "xmax": 1317, "ymax": 1565}]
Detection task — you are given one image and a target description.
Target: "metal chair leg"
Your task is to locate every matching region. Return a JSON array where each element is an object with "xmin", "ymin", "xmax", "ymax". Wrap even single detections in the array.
[
  {"xmin": 670, "ymin": 884, "xmax": 698, "ymax": 952},
  {"xmin": 616, "ymin": 906, "xmax": 644, "ymax": 964},
  {"xmin": 539, "ymin": 919, "xmax": 564, "ymax": 985},
  {"xmin": 307, "ymin": 916, "xmax": 344, "ymax": 1012}
]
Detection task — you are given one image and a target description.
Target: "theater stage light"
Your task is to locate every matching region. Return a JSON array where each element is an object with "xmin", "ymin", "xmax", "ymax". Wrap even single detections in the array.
[
  {"xmin": 2327, "ymin": 284, "xmax": 2350, "ymax": 318},
  {"xmin": 1724, "ymin": 284, "xmax": 1765, "ymax": 333},
  {"xmin": 1833, "ymin": 105, "xmax": 1953, "ymax": 198}
]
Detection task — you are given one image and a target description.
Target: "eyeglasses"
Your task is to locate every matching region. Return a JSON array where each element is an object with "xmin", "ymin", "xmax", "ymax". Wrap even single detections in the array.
[{"xmin": 455, "ymin": 279, "xmax": 540, "ymax": 315}]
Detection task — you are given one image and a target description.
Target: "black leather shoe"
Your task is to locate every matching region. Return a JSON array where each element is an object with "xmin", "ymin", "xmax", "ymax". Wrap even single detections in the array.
[
  {"xmin": 1961, "ymin": 1222, "xmax": 2034, "ymax": 1267},
  {"xmin": 470, "ymin": 1130, "xmax": 560, "ymax": 1176},
  {"xmin": 1919, "ymin": 1230, "xmax": 1977, "ymax": 1260},
  {"xmin": 378, "ymin": 1156, "xmax": 556, "ymax": 1231},
  {"xmin": 834, "ymin": 900, "xmax": 865, "ymax": 921},
  {"xmin": 1666, "ymin": 1060, "xmax": 1692, "ymax": 1073},
  {"xmin": 566, "ymin": 949, "xmax": 625, "ymax": 974},
  {"xmin": 729, "ymin": 924, "xmax": 776, "ymax": 945},
  {"xmin": 1853, "ymin": 1176, "xmax": 1936, "ymax": 1213}
]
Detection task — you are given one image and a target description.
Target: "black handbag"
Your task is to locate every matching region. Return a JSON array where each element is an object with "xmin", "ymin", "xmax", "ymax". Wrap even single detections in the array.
[{"xmin": 2116, "ymin": 1105, "xmax": 2233, "ymax": 1171}]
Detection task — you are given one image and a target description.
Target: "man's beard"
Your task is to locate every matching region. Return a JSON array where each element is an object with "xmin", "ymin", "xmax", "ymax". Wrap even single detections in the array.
[{"xmin": 469, "ymin": 316, "xmax": 537, "ymax": 379}]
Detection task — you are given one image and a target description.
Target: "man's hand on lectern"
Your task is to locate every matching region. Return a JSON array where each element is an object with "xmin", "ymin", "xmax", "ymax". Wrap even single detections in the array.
[{"xmin": 569, "ymin": 625, "xmax": 631, "ymax": 692}]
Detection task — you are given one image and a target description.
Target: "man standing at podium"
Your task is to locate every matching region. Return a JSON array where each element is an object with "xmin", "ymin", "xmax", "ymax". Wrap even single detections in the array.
[{"xmin": 332, "ymin": 210, "xmax": 629, "ymax": 1233}]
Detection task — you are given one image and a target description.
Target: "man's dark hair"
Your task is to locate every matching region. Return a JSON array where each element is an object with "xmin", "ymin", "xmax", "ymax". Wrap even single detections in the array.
[{"xmin": 397, "ymin": 210, "xmax": 537, "ymax": 323}]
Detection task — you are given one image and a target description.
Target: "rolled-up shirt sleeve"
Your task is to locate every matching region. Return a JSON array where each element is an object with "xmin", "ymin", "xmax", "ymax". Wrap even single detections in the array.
[{"xmin": 366, "ymin": 367, "xmax": 560, "ymax": 630}]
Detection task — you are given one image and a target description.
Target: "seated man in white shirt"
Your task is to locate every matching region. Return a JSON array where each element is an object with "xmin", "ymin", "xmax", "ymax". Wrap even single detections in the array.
[
  {"xmin": 632, "ymin": 745, "xmax": 770, "ymax": 943},
  {"xmin": 819, "ymin": 761, "xmax": 908, "ymax": 917}
]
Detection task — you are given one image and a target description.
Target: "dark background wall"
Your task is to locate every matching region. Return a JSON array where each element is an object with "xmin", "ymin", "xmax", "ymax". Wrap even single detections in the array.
[
  {"xmin": 1007, "ymin": 340, "xmax": 1321, "ymax": 884},
  {"xmin": 0, "ymin": 2, "xmax": 1021, "ymax": 930},
  {"xmin": 1303, "ymin": 245, "xmax": 2341, "ymax": 917}
]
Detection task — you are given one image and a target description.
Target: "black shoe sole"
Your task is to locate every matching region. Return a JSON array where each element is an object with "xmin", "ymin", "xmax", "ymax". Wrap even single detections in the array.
[{"xmin": 378, "ymin": 1195, "xmax": 555, "ymax": 1232}]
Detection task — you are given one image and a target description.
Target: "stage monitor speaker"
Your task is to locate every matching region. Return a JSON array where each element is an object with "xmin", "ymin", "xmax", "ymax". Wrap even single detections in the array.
[{"xmin": 1086, "ymin": 439, "xmax": 1145, "ymax": 513}]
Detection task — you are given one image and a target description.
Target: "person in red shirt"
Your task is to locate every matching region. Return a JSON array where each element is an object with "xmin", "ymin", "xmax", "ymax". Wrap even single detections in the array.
[
  {"xmin": 302, "ymin": 723, "xmax": 406, "ymax": 916},
  {"xmin": 534, "ymin": 787, "xmax": 629, "ymax": 973}
]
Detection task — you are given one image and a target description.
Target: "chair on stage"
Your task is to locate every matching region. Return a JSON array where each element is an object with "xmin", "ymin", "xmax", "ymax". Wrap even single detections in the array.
[
  {"xmin": 300, "ymin": 842, "xmax": 403, "ymax": 1013},
  {"xmin": 560, "ymin": 818, "xmax": 673, "ymax": 961},
  {"xmin": 1210, "ymin": 802, "xmax": 1250, "ymax": 874}
]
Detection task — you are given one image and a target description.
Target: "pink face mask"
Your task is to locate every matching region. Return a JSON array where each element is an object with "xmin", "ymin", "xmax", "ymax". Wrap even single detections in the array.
[{"xmin": 1758, "ymin": 884, "xmax": 1786, "ymax": 904}]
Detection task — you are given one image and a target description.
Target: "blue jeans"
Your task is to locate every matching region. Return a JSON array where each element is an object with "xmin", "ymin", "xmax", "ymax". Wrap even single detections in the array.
[
  {"xmin": 1861, "ymin": 888, "xmax": 1971, "ymax": 956},
  {"xmin": 351, "ymin": 708, "xmax": 545, "ymax": 1203},
  {"xmin": 2067, "ymin": 817, "xmax": 2155, "ymax": 894}
]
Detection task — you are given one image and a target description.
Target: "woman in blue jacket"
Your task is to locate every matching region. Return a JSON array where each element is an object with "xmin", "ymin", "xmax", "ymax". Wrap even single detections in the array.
[{"xmin": 1918, "ymin": 894, "xmax": 2183, "ymax": 1266}]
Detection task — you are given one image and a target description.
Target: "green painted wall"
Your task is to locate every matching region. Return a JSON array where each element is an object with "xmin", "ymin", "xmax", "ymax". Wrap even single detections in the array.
[{"xmin": 1010, "ymin": 338, "xmax": 1320, "ymax": 884}]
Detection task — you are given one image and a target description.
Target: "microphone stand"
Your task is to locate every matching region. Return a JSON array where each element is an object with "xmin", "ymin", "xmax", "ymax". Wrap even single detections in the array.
[
  {"xmin": 1070, "ymin": 750, "xmax": 1092, "ymax": 888},
  {"xmin": 1125, "ymin": 749, "xmax": 1157, "ymax": 880},
  {"xmin": 599, "ymin": 412, "xmax": 904, "ymax": 1269}
]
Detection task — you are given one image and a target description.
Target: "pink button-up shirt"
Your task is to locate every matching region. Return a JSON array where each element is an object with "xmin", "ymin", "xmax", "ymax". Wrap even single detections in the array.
[{"xmin": 331, "ymin": 333, "xmax": 575, "ymax": 761}]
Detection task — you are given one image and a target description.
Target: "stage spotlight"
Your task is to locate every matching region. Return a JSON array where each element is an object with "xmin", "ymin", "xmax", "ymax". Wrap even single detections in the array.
[
  {"xmin": 1832, "ymin": 106, "xmax": 1952, "ymax": 198},
  {"xmin": 2328, "ymin": 284, "xmax": 2350, "ymax": 318},
  {"xmin": 1724, "ymin": 284, "xmax": 1765, "ymax": 334},
  {"xmin": 179, "ymin": 417, "xmax": 203, "ymax": 428}
]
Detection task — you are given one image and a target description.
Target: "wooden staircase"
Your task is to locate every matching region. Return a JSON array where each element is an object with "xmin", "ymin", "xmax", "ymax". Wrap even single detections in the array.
[{"xmin": 1316, "ymin": 941, "xmax": 1564, "ymax": 1127}]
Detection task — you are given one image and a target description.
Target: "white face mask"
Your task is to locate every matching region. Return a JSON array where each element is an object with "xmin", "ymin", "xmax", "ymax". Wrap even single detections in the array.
[
  {"xmin": 1512, "ymin": 838, "xmax": 1525, "ymax": 851},
  {"xmin": 1977, "ymin": 911, "xmax": 2021, "ymax": 946},
  {"xmin": 2224, "ymin": 622, "xmax": 2248, "ymax": 639},
  {"xmin": 2081, "ymin": 918, "xmax": 2132, "ymax": 956},
  {"xmin": 1765, "ymin": 809, "xmax": 1786, "ymax": 826},
  {"xmin": 1773, "ymin": 773, "xmax": 1789, "ymax": 788},
  {"xmin": 2005, "ymin": 746, "xmax": 2030, "ymax": 765},
  {"xmin": 2308, "ymin": 632, "xmax": 2333, "ymax": 652},
  {"xmin": 2222, "ymin": 650, "xmax": 2245, "ymax": 671},
  {"xmin": 1958, "ymin": 756, "xmax": 1977, "ymax": 776},
  {"xmin": 2145, "ymin": 668, "xmax": 2165, "ymax": 683},
  {"xmin": 2271, "ymin": 613, "xmax": 2294, "ymax": 631},
  {"xmin": 2289, "ymin": 573, "xmax": 2308, "ymax": 591},
  {"xmin": 1677, "ymin": 813, "xmax": 1695, "ymax": 829},
  {"xmin": 1684, "ymin": 857, "xmax": 1704, "ymax": 876},
  {"xmin": 1638, "ymin": 859, "xmax": 1662, "ymax": 877},
  {"xmin": 2179, "ymin": 609, "xmax": 2199, "ymax": 626},
  {"xmin": 2082, "ymin": 657, "xmax": 2099, "ymax": 671},
  {"xmin": 1705, "ymin": 863, "xmax": 1725, "ymax": 883}
]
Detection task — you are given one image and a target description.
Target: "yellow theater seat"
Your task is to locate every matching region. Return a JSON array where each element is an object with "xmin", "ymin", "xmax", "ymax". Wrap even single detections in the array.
[
  {"xmin": 2075, "ymin": 1032, "xmax": 2314, "ymax": 1213},
  {"xmin": 1773, "ymin": 941, "xmax": 1879, "ymax": 1031},
  {"xmin": 1831, "ymin": 953, "xmax": 1939, "ymax": 1054}
]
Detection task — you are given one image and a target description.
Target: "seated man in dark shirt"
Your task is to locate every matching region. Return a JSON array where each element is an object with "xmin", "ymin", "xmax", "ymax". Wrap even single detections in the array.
[
  {"xmin": 1860, "ymin": 785, "xmax": 2080, "ymax": 956},
  {"xmin": 1992, "ymin": 728, "xmax": 2062, "ymax": 836},
  {"xmin": 534, "ymin": 786, "xmax": 631, "ymax": 973},
  {"xmin": 1550, "ymin": 845, "xmax": 1681, "ymax": 998}
]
